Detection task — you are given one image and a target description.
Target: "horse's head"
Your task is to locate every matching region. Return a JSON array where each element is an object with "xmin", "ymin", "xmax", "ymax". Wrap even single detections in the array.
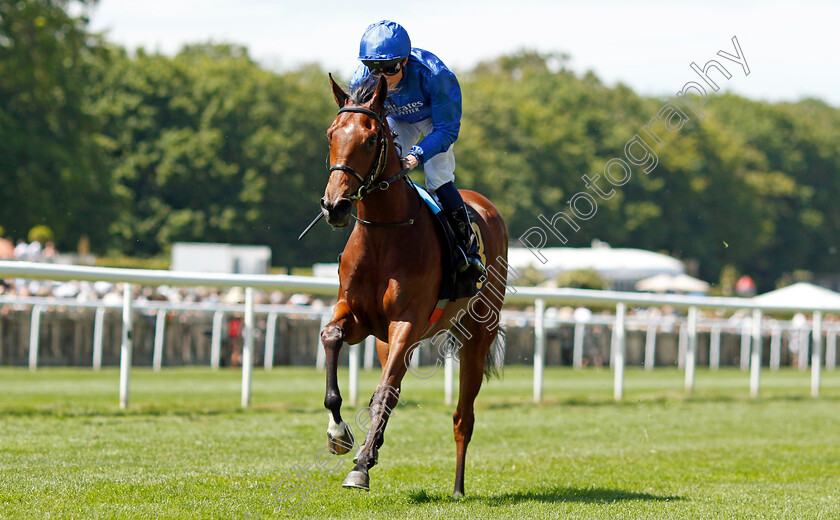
[{"xmin": 321, "ymin": 74, "xmax": 390, "ymax": 227}]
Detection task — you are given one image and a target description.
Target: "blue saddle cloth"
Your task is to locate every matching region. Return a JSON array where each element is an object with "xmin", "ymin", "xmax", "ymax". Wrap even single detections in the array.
[{"xmin": 411, "ymin": 182, "xmax": 443, "ymax": 215}]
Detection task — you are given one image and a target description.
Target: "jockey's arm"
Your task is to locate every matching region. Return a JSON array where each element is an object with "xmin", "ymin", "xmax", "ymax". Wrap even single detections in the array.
[{"xmin": 412, "ymin": 68, "xmax": 462, "ymax": 165}]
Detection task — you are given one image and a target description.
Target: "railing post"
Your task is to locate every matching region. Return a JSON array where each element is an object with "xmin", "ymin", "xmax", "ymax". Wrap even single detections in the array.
[
  {"xmin": 827, "ymin": 328, "xmax": 837, "ymax": 371},
  {"xmin": 685, "ymin": 307, "xmax": 697, "ymax": 393},
  {"xmin": 678, "ymin": 322, "xmax": 687, "ymax": 369},
  {"xmin": 533, "ymin": 298, "xmax": 546, "ymax": 403},
  {"xmin": 241, "ymin": 288, "xmax": 254, "ymax": 408},
  {"xmin": 349, "ymin": 342, "xmax": 359, "ymax": 406},
  {"xmin": 316, "ymin": 313, "xmax": 330, "ymax": 370},
  {"xmin": 709, "ymin": 323, "xmax": 721, "ymax": 370},
  {"xmin": 750, "ymin": 309, "xmax": 762, "ymax": 398},
  {"xmin": 572, "ymin": 320, "xmax": 585, "ymax": 369},
  {"xmin": 769, "ymin": 323, "xmax": 782, "ymax": 371},
  {"xmin": 811, "ymin": 311, "xmax": 822, "ymax": 397},
  {"xmin": 644, "ymin": 322, "xmax": 657, "ymax": 371},
  {"xmin": 28, "ymin": 305, "xmax": 44, "ymax": 371},
  {"xmin": 152, "ymin": 310, "xmax": 166, "ymax": 371},
  {"xmin": 263, "ymin": 313, "xmax": 278, "ymax": 370},
  {"xmin": 364, "ymin": 335, "xmax": 376, "ymax": 370},
  {"xmin": 613, "ymin": 303, "xmax": 626, "ymax": 401},
  {"xmin": 210, "ymin": 311, "xmax": 223, "ymax": 369},
  {"xmin": 798, "ymin": 322, "xmax": 810, "ymax": 371},
  {"xmin": 92, "ymin": 307, "xmax": 105, "ymax": 370},
  {"xmin": 740, "ymin": 319, "xmax": 751, "ymax": 371},
  {"xmin": 119, "ymin": 284, "xmax": 133, "ymax": 409},
  {"xmin": 409, "ymin": 344, "xmax": 420, "ymax": 370}
]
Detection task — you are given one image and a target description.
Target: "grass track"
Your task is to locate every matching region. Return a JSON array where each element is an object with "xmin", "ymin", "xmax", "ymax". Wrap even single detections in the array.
[{"xmin": 1, "ymin": 366, "xmax": 839, "ymax": 519}]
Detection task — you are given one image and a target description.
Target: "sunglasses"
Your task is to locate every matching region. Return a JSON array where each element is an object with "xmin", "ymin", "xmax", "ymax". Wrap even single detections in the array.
[{"xmin": 365, "ymin": 59, "xmax": 404, "ymax": 76}]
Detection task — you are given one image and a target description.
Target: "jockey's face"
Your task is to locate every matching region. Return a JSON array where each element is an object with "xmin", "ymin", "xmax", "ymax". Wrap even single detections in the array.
[{"xmin": 374, "ymin": 58, "xmax": 407, "ymax": 90}]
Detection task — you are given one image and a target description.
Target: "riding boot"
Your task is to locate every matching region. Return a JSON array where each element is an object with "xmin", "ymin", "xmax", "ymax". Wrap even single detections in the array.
[{"xmin": 449, "ymin": 205, "xmax": 485, "ymax": 277}]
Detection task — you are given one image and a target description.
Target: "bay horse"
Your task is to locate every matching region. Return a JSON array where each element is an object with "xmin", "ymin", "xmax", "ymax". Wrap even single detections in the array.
[{"xmin": 319, "ymin": 74, "xmax": 508, "ymax": 497}]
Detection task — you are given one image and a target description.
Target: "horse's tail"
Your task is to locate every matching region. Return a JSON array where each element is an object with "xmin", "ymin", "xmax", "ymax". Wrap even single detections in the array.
[{"xmin": 483, "ymin": 325, "xmax": 506, "ymax": 381}]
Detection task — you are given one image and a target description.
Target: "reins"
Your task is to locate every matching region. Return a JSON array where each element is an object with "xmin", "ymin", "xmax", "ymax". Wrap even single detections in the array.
[{"xmin": 328, "ymin": 105, "xmax": 420, "ymax": 227}]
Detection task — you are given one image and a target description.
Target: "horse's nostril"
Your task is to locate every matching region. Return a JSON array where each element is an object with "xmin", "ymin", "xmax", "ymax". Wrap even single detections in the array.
[{"xmin": 335, "ymin": 199, "xmax": 352, "ymax": 215}]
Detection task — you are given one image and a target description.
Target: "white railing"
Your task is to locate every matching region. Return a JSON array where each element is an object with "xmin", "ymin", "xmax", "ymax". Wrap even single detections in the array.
[
  {"xmin": 1, "ymin": 261, "xmax": 838, "ymax": 407},
  {"xmin": 505, "ymin": 286, "xmax": 840, "ymax": 400}
]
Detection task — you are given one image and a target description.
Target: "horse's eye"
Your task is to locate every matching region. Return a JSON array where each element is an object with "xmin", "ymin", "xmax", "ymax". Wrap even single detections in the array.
[{"xmin": 366, "ymin": 135, "xmax": 377, "ymax": 149}]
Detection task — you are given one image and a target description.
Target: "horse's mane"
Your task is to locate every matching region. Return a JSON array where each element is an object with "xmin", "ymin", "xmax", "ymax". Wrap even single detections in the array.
[
  {"xmin": 348, "ymin": 75, "xmax": 396, "ymax": 114},
  {"xmin": 348, "ymin": 76, "xmax": 400, "ymax": 154}
]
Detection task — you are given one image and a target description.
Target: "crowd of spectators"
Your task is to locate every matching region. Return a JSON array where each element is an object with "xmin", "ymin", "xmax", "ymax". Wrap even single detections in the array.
[
  {"xmin": 0, "ymin": 276, "xmax": 332, "ymax": 311},
  {"xmin": 0, "ymin": 232, "xmax": 332, "ymax": 308},
  {"xmin": 0, "ymin": 236, "xmax": 58, "ymax": 262}
]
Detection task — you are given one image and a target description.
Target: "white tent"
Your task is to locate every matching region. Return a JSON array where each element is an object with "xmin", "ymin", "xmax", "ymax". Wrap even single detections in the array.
[
  {"xmin": 508, "ymin": 243, "xmax": 684, "ymax": 291},
  {"xmin": 635, "ymin": 273, "xmax": 710, "ymax": 293},
  {"xmin": 752, "ymin": 282, "xmax": 840, "ymax": 307}
]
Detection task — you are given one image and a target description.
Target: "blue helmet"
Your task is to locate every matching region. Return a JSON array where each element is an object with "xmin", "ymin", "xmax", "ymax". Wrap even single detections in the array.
[{"xmin": 358, "ymin": 20, "xmax": 411, "ymax": 61}]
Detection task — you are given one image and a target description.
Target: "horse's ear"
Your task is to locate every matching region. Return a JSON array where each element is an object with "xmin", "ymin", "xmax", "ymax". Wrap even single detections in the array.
[
  {"xmin": 368, "ymin": 75, "xmax": 388, "ymax": 114},
  {"xmin": 329, "ymin": 73, "xmax": 348, "ymax": 108}
]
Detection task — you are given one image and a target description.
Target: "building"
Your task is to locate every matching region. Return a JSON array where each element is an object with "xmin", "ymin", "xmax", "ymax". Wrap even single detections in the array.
[
  {"xmin": 508, "ymin": 241, "xmax": 684, "ymax": 291},
  {"xmin": 170, "ymin": 243, "xmax": 271, "ymax": 274}
]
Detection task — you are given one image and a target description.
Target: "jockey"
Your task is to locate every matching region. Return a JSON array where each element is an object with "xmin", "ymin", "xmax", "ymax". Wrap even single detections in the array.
[{"xmin": 350, "ymin": 20, "xmax": 485, "ymax": 279}]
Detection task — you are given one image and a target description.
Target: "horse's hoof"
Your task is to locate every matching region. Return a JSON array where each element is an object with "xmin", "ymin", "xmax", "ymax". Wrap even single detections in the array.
[
  {"xmin": 342, "ymin": 470, "xmax": 370, "ymax": 490},
  {"xmin": 327, "ymin": 423, "xmax": 355, "ymax": 455}
]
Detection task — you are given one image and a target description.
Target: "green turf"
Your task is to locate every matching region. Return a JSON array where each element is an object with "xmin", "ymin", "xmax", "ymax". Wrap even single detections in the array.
[{"xmin": 1, "ymin": 365, "xmax": 838, "ymax": 519}]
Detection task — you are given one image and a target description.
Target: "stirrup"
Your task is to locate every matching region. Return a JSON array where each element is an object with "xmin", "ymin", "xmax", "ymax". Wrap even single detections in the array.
[
  {"xmin": 456, "ymin": 236, "xmax": 485, "ymax": 275},
  {"xmin": 454, "ymin": 247, "xmax": 471, "ymax": 274},
  {"xmin": 463, "ymin": 251, "xmax": 485, "ymax": 276}
]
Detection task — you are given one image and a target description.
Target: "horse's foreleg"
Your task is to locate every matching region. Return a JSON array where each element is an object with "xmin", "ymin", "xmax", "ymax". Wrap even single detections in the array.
[
  {"xmin": 342, "ymin": 380, "xmax": 404, "ymax": 490},
  {"xmin": 322, "ymin": 302, "xmax": 356, "ymax": 455},
  {"xmin": 343, "ymin": 325, "xmax": 414, "ymax": 490}
]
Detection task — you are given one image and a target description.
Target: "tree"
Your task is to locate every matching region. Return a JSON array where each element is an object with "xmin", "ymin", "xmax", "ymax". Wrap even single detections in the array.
[{"xmin": 0, "ymin": 0, "xmax": 114, "ymax": 249}]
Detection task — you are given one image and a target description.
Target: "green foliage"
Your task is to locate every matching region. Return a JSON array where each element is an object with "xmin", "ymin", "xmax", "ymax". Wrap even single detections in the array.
[
  {"xmin": 89, "ymin": 43, "xmax": 345, "ymax": 265},
  {"xmin": 517, "ymin": 263, "xmax": 547, "ymax": 286},
  {"xmin": 718, "ymin": 264, "xmax": 739, "ymax": 297},
  {"xmin": 0, "ymin": 0, "xmax": 113, "ymax": 248},
  {"xmin": 94, "ymin": 254, "xmax": 170, "ymax": 270},
  {"xmin": 27, "ymin": 224, "xmax": 54, "ymax": 243},
  {"xmin": 775, "ymin": 269, "xmax": 814, "ymax": 289},
  {"xmin": 556, "ymin": 268, "xmax": 607, "ymax": 290}
]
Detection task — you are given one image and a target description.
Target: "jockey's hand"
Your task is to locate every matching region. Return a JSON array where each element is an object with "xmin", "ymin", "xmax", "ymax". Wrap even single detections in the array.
[{"xmin": 401, "ymin": 154, "xmax": 419, "ymax": 171}]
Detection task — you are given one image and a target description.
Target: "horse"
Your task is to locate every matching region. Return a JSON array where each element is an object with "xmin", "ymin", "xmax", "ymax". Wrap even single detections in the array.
[{"xmin": 318, "ymin": 73, "xmax": 509, "ymax": 497}]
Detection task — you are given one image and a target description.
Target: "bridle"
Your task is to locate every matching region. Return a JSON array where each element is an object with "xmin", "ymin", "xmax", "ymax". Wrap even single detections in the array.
[
  {"xmin": 327, "ymin": 105, "xmax": 420, "ymax": 227},
  {"xmin": 328, "ymin": 106, "xmax": 389, "ymax": 201}
]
